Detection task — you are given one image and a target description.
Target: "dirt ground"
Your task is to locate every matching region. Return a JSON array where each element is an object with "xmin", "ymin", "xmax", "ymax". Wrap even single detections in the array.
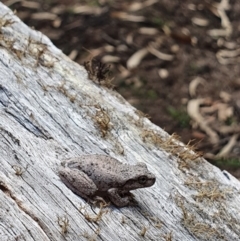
[{"xmin": 3, "ymin": 0, "xmax": 240, "ymax": 177}]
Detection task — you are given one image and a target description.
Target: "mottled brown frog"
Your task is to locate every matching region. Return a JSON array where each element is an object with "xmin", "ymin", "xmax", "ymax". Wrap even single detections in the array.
[{"xmin": 59, "ymin": 154, "xmax": 156, "ymax": 207}]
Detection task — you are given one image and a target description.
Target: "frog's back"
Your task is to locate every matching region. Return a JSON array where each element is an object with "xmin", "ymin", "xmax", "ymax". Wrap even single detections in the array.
[
  {"xmin": 80, "ymin": 154, "xmax": 122, "ymax": 165},
  {"xmin": 70, "ymin": 154, "xmax": 124, "ymax": 174},
  {"xmin": 76, "ymin": 155, "xmax": 129, "ymax": 188}
]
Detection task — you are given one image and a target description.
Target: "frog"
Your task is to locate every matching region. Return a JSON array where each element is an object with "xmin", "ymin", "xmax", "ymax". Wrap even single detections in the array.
[{"xmin": 58, "ymin": 154, "xmax": 156, "ymax": 207}]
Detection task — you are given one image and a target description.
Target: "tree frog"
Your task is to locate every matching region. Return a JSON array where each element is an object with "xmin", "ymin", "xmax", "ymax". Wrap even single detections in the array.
[{"xmin": 59, "ymin": 154, "xmax": 156, "ymax": 207}]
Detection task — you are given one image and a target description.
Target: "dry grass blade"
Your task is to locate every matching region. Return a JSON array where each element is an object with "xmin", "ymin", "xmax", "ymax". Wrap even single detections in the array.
[{"xmin": 84, "ymin": 59, "xmax": 114, "ymax": 88}]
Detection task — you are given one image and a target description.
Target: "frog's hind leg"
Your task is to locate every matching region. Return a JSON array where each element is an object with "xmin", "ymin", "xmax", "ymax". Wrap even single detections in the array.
[{"xmin": 59, "ymin": 167, "xmax": 98, "ymax": 199}]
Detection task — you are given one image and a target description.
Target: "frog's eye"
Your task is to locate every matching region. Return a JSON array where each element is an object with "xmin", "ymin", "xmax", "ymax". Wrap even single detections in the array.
[{"xmin": 138, "ymin": 176, "xmax": 148, "ymax": 184}]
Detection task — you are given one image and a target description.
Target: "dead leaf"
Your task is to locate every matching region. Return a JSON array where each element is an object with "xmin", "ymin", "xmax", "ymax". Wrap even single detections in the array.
[
  {"xmin": 52, "ymin": 17, "xmax": 61, "ymax": 28},
  {"xmin": 111, "ymin": 12, "xmax": 146, "ymax": 22},
  {"xmin": 139, "ymin": 27, "xmax": 158, "ymax": 35},
  {"xmin": 101, "ymin": 55, "xmax": 120, "ymax": 63},
  {"xmin": 219, "ymin": 91, "xmax": 231, "ymax": 102},
  {"xmin": 191, "ymin": 17, "xmax": 209, "ymax": 27},
  {"xmin": 126, "ymin": 48, "xmax": 149, "ymax": 69},
  {"xmin": 192, "ymin": 131, "xmax": 206, "ymax": 140},
  {"xmin": 216, "ymin": 134, "xmax": 238, "ymax": 158},
  {"xmin": 189, "ymin": 77, "xmax": 206, "ymax": 97},
  {"xmin": 73, "ymin": 5, "xmax": 107, "ymax": 15},
  {"xmin": 21, "ymin": 1, "xmax": 40, "ymax": 9},
  {"xmin": 128, "ymin": 0, "xmax": 158, "ymax": 12},
  {"xmin": 118, "ymin": 65, "xmax": 131, "ymax": 79},
  {"xmin": 147, "ymin": 42, "xmax": 174, "ymax": 61},
  {"xmin": 217, "ymin": 125, "xmax": 240, "ymax": 134},
  {"xmin": 4, "ymin": 0, "xmax": 21, "ymax": 7},
  {"xmin": 68, "ymin": 49, "xmax": 78, "ymax": 61},
  {"xmin": 158, "ymin": 69, "xmax": 169, "ymax": 79},
  {"xmin": 217, "ymin": 103, "xmax": 233, "ymax": 121},
  {"xmin": 187, "ymin": 99, "xmax": 219, "ymax": 144},
  {"xmin": 207, "ymin": 0, "xmax": 232, "ymax": 37},
  {"xmin": 31, "ymin": 12, "xmax": 57, "ymax": 21},
  {"xmin": 216, "ymin": 48, "xmax": 240, "ymax": 65}
]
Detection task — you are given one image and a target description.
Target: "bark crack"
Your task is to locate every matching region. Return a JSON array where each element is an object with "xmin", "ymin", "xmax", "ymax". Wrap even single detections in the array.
[{"xmin": 0, "ymin": 180, "xmax": 51, "ymax": 241}]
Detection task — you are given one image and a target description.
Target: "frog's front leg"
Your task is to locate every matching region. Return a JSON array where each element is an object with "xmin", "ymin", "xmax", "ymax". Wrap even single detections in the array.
[
  {"xmin": 107, "ymin": 188, "xmax": 133, "ymax": 207},
  {"xmin": 59, "ymin": 167, "xmax": 97, "ymax": 200}
]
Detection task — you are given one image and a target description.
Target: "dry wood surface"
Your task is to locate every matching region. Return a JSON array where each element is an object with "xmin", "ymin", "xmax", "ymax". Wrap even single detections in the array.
[{"xmin": 0, "ymin": 3, "xmax": 240, "ymax": 241}]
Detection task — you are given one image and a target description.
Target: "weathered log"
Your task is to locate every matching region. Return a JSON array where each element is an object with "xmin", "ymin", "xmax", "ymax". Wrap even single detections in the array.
[{"xmin": 0, "ymin": 3, "xmax": 240, "ymax": 241}]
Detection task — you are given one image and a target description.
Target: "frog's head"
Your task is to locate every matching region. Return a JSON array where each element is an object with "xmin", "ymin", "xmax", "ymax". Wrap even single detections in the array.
[{"xmin": 122, "ymin": 163, "xmax": 156, "ymax": 191}]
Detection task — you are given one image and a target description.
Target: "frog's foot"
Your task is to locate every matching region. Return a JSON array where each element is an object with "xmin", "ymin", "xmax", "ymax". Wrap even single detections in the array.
[{"xmin": 108, "ymin": 189, "xmax": 136, "ymax": 207}]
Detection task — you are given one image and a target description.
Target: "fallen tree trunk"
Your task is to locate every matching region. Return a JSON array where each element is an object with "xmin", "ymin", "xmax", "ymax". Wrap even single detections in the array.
[{"xmin": 0, "ymin": 3, "xmax": 240, "ymax": 241}]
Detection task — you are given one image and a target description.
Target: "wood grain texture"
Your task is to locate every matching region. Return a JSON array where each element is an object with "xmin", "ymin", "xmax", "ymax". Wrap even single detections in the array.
[{"xmin": 0, "ymin": 3, "xmax": 240, "ymax": 241}]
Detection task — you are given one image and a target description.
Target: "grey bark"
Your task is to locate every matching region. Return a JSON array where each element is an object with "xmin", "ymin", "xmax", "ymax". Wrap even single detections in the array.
[{"xmin": 0, "ymin": 3, "xmax": 240, "ymax": 241}]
